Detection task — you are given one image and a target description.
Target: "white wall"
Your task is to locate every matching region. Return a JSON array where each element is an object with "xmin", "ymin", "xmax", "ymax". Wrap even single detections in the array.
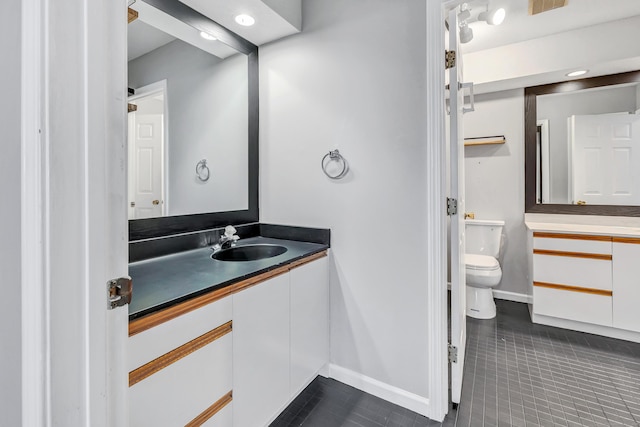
[
  {"xmin": 128, "ymin": 40, "xmax": 248, "ymax": 215},
  {"xmin": 464, "ymin": 16, "xmax": 640, "ymax": 94},
  {"xmin": 463, "ymin": 89, "xmax": 529, "ymax": 296},
  {"xmin": 260, "ymin": 0, "xmax": 430, "ymax": 402},
  {"xmin": 0, "ymin": 0, "xmax": 22, "ymax": 425},
  {"xmin": 537, "ymin": 85, "xmax": 637, "ymax": 203}
]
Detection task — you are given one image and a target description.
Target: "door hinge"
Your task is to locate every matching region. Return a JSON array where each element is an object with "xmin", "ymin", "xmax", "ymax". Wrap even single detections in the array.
[
  {"xmin": 445, "ymin": 50, "xmax": 456, "ymax": 69},
  {"xmin": 447, "ymin": 198, "xmax": 458, "ymax": 216},
  {"xmin": 448, "ymin": 344, "xmax": 458, "ymax": 363},
  {"xmin": 107, "ymin": 276, "xmax": 133, "ymax": 309}
]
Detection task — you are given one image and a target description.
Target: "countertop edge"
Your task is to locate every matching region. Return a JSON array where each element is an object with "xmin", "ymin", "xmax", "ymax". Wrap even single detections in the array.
[{"xmin": 525, "ymin": 221, "xmax": 640, "ymax": 237}]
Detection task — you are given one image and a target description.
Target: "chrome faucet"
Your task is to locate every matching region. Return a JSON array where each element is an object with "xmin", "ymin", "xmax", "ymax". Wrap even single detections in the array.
[{"xmin": 213, "ymin": 225, "xmax": 240, "ymax": 251}]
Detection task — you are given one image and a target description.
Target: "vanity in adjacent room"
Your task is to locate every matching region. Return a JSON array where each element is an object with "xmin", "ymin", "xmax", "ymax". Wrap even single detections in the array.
[
  {"xmin": 125, "ymin": 1, "xmax": 327, "ymax": 425},
  {"xmin": 524, "ymin": 71, "xmax": 640, "ymax": 343}
]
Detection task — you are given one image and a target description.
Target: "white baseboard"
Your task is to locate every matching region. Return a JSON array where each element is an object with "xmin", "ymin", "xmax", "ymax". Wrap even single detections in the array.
[
  {"xmin": 531, "ymin": 312, "xmax": 640, "ymax": 344},
  {"xmin": 327, "ymin": 364, "xmax": 433, "ymax": 419},
  {"xmin": 446, "ymin": 282, "xmax": 532, "ymax": 304},
  {"xmin": 492, "ymin": 290, "xmax": 532, "ymax": 304}
]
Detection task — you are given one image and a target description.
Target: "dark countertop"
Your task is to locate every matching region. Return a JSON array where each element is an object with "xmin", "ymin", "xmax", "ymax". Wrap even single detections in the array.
[{"xmin": 128, "ymin": 236, "xmax": 328, "ymax": 320}]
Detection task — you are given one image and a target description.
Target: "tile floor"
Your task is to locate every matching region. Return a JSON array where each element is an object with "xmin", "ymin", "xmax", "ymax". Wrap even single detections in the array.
[{"xmin": 271, "ymin": 300, "xmax": 640, "ymax": 427}]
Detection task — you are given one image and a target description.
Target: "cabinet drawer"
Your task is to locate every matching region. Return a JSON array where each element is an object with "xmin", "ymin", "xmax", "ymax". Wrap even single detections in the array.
[
  {"xmin": 533, "ymin": 254, "xmax": 612, "ymax": 291},
  {"xmin": 533, "ymin": 234, "xmax": 611, "ymax": 254},
  {"xmin": 128, "ymin": 295, "xmax": 231, "ymax": 371},
  {"xmin": 130, "ymin": 333, "xmax": 232, "ymax": 427},
  {"xmin": 533, "ymin": 286, "xmax": 612, "ymax": 326}
]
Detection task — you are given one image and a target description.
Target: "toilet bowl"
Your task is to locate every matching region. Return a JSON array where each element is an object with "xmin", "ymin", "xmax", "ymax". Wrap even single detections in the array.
[
  {"xmin": 465, "ymin": 253, "xmax": 502, "ymax": 319},
  {"xmin": 464, "ymin": 219, "xmax": 505, "ymax": 319}
]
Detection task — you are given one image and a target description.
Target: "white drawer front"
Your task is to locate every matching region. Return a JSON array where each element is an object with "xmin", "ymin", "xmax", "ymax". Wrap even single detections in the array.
[
  {"xmin": 130, "ymin": 333, "xmax": 232, "ymax": 427},
  {"xmin": 533, "ymin": 254, "xmax": 612, "ymax": 291},
  {"xmin": 533, "ymin": 236, "xmax": 611, "ymax": 254},
  {"xmin": 201, "ymin": 402, "xmax": 232, "ymax": 427},
  {"xmin": 128, "ymin": 295, "xmax": 232, "ymax": 371},
  {"xmin": 533, "ymin": 287, "xmax": 612, "ymax": 326}
]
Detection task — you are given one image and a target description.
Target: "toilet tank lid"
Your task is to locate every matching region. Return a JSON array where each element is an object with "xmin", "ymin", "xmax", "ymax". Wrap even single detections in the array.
[
  {"xmin": 465, "ymin": 219, "xmax": 505, "ymax": 227},
  {"xmin": 465, "ymin": 254, "xmax": 499, "ymax": 270}
]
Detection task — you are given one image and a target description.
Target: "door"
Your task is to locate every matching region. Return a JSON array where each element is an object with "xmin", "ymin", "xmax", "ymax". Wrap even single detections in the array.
[
  {"xmin": 448, "ymin": 6, "xmax": 468, "ymax": 406},
  {"xmin": 128, "ymin": 92, "xmax": 165, "ymax": 219},
  {"xmin": 570, "ymin": 113, "xmax": 640, "ymax": 205}
]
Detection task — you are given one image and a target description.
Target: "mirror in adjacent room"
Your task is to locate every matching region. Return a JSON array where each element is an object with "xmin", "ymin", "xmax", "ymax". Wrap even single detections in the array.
[
  {"xmin": 525, "ymin": 71, "xmax": 640, "ymax": 216},
  {"xmin": 127, "ymin": 0, "xmax": 248, "ymax": 220}
]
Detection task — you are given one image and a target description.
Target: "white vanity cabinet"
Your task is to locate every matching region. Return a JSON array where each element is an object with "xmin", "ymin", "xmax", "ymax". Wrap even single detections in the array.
[
  {"xmin": 612, "ymin": 239, "xmax": 640, "ymax": 333},
  {"xmin": 128, "ymin": 296, "xmax": 233, "ymax": 427},
  {"xmin": 290, "ymin": 256, "xmax": 329, "ymax": 396},
  {"xmin": 233, "ymin": 254, "xmax": 329, "ymax": 427},
  {"xmin": 530, "ymin": 231, "xmax": 640, "ymax": 341},
  {"xmin": 532, "ymin": 232, "xmax": 613, "ymax": 327},
  {"xmin": 128, "ymin": 251, "xmax": 330, "ymax": 427}
]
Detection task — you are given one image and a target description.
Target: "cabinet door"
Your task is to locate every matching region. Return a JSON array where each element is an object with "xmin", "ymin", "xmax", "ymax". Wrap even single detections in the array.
[
  {"xmin": 290, "ymin": 257, "xmax": 329, "ymax": 395},
  {"xmin": 233, "ymin": 273, "xmax": 290, "ymax": 427},
  {"xmin": 613, "ymin": 241, "xmax": 640, "ymax": 332}
]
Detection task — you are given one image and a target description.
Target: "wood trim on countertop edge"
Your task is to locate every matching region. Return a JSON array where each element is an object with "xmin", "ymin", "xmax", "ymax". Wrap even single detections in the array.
[
  {"xmin": 129, "ymin": 321, "xmax": 232, "ymax": 387},
  {"xmin": 533, "ymin": 281, "xmax": 612, "ymax": 297},
  {"xmin": 612, "ymin": 237, "xmax": 640, "ymax": 244},
  {"xmin": 185, "ymin": 390, "xmax": 233, "ymax": 427},
  {"xmin": 129, "ymin": 250, "xmax": 328, "ymax": 337},
  {"xmin": 532, "ymin": 232, "xmax": 612, "ymax": 242},
  {"xmin": 533, "ymin": 249, "xmax": 612, "ymax": 261}
]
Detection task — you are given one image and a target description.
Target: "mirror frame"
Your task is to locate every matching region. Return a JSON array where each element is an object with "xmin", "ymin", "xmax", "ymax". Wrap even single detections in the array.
[
  {"xmin": 524, "ymin": 70, "xmax": 640, "ymax": 216},
  {"xmin": 128, "ymin": 0, "xmax": 259, "ymax": 240}
]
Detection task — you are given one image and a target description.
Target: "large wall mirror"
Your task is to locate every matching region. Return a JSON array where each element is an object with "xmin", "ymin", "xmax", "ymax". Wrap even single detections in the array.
[
  {"xmin": 525, "ymin": 71, "xmax": 640, "ymax": 216},
  {"xmin": 127, "ymin": 0, "xmax": 258, "ymax": 240}
]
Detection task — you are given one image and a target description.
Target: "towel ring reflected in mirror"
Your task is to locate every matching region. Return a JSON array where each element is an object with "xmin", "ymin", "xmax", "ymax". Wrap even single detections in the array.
[
  {"xmin": 322, "ymin": 150, "xmax": 349, "ymax": 180},
  {"xmin": 196, "ymin": 159, "xmax": 210, "ymax": 182}
]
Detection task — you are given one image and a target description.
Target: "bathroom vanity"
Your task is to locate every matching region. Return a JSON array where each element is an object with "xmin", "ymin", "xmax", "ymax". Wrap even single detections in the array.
[
  {"xmin": 527, "ymin": 220, "xmax": 640, "ymax": 343},
  {"xmin": 127, "ymin": 230, "xmax": 330, "ymax": 427}
]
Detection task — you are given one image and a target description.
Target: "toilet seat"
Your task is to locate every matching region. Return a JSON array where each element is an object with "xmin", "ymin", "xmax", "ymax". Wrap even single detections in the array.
[{"xmin": 465, "ymin": 254, "xmax": 499, "ymax": 272}]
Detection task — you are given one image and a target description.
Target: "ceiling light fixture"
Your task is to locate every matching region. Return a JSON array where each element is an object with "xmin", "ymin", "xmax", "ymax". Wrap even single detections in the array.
[
  {"xmin": 478, "ymin": 7, "xmax": 506, "ymax": 25},
  {"xmin": 566, "ymin": 70, "xmax": 588, "ymax": 77},
  {"xmin": 235, "ymin": 14, "xmax": 255, "ymax": 26},
  {"xmin": 459, "ymin": 22, "xmax": 474, "ymax": 44},
  {"xmin": 199, "ymin": 31, "xmax": 216, "ymax": 41}
]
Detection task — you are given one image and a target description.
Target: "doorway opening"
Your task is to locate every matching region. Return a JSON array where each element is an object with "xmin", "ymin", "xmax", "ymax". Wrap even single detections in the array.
[{"xmin": 127, "ymin": 80, "xmax": 169, "ymax": 219}]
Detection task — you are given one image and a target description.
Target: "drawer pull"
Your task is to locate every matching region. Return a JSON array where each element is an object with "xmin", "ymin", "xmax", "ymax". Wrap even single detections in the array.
[
  {"xmin": 533, "ymin": 232, "xmax": 612, "ymax": 242},
  {"xmin": 533, "ymin": 249, "xmax": 612, "ymax": 261},
  {"xmin": 185, "ymin": 390, "xmax": 232, "ymax": 427},
  {"xmin": 129, "ymin": 321, "xmax": 232, "ymax": 387},
  {"xmin": 534, "ymin": 281, "xmax": 612, "ymax": 297}
]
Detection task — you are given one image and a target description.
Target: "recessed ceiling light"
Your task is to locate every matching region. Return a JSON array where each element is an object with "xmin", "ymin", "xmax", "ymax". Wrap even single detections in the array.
[
  {"xmin": 235, "ymin": 14, "xmax": 255, "ymax": 26},
  {"xmin": 199, "ymin": 31, "xmax": 216, "ymax": 41},
  {"xmin": 566, "ymin": 70, "xmax": 588, "ymax": 77}
]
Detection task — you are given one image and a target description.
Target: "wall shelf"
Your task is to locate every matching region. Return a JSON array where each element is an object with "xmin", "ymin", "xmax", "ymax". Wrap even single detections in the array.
[{"xmin": 464, "ymin": 135, "xmax": 506, "ymax": 146}]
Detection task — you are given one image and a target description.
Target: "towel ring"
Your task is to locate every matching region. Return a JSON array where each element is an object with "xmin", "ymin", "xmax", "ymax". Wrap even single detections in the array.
[
  {"xmin": 196, "ymin": 159, "xmax": 210, "ymax": 182},
  {"xmin": 321, "ymin": 150, "xmax": 348, "ymax": 180}
]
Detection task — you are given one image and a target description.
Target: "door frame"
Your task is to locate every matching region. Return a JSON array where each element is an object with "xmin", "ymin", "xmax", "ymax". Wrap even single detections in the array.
[
  {"xmin": 21, "ymin": 0, "xmax": 128, "ymax": 425},
  {"xmin": 128, "ymin": 80, "xmax": 170, "ymax": 217},
  {"xmin": 425, "ymin": 0, "xmax": 466, "ymax": 422}
]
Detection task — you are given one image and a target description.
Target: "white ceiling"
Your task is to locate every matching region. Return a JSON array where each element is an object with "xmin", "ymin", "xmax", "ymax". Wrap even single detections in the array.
[
  {"xmin": 462, "ymin": 0, "xmax": 640, "ymax": 53},
  {"xmin": 128, "ymin": 0, "xmax": 240, "ymax": 61},
  {"xmin": 178, "ymin": 0, "xmax": 301, "ymax": 46}
]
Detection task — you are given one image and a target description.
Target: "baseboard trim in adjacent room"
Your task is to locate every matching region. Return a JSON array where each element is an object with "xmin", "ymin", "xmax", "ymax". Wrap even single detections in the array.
[
  {"xmin": 446, "ymin": 283, "xmax": 532, "ymax": 304},
  {"xmin": 327, "ymin": 364, "xmax": 432, "ymax": 419},
  {"xmin": 492, "ymin": 290, "xmax": 532, "ymax": 304}
]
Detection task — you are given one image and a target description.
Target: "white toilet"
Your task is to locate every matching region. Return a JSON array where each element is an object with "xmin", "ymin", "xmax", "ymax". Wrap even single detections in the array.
[{"xmin": 465, "ymin": 219, "xmax": 504, "ymax": 319}]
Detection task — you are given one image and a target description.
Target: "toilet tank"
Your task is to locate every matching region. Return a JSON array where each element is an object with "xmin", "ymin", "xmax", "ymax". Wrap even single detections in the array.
[{"xmin": 465, "ymin": 219, "xmax": 505, "ymax": 258}]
